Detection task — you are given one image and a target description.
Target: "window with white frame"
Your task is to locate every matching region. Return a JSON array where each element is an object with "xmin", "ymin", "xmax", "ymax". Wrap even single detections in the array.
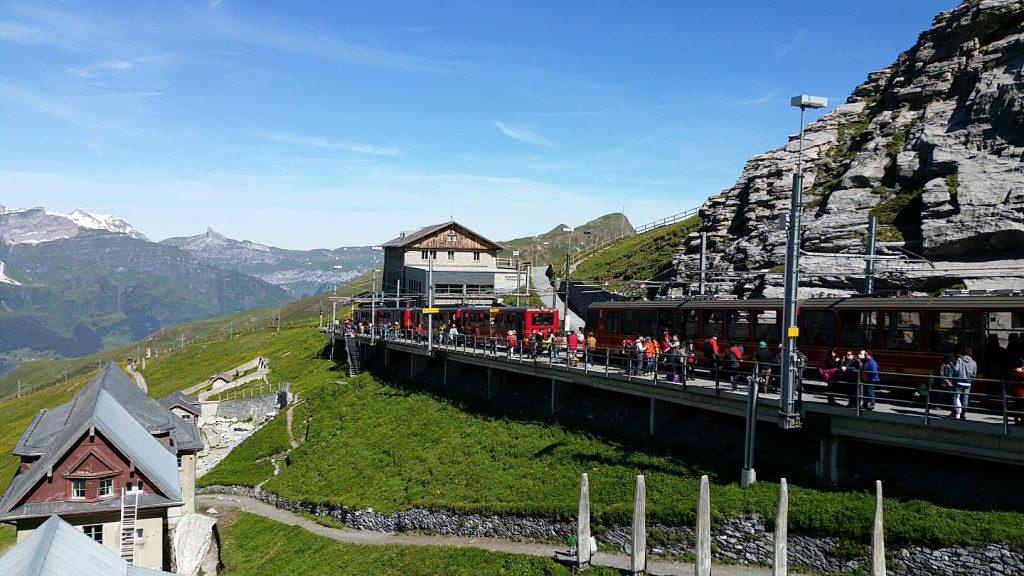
[
  {"xmin": 83, "ymin": 525, "xmax": 103, "ymax": 544},
  {"xmin": 98, "ymin": 478, "xmax": 113, "ymax": 498},
  {"xmin": 71, "ymin": 479, "xmax": 86, "ymax": 499},
  {"xmin": 473, "ymin": 251, "xmax": 481, "ymax": 261},
  {"xmin": 447, "ymin": 250, "xmax": 455, "ymax": 261}
]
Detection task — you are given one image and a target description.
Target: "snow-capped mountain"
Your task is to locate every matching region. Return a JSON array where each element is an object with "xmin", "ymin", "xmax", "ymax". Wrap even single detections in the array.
[{"xmin": 0, "ymin": 206, "xmax": 148, "ymax": 245}]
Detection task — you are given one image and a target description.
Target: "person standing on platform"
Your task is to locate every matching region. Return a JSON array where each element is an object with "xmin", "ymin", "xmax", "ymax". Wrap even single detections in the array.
[
  {"xmin": 950, "ymin": 346, "xmax": 977, "ymax": 420},
  {"xmin": 567, "ymin": 330, "xmax": 579, "ymax": 366},
  {"xmin": 585, "ymin": 331, "xmax": 597, "ymax": 367},
  {"xmin": 861, "ymin": 350, "xmax": 879, "ymax": 411}
]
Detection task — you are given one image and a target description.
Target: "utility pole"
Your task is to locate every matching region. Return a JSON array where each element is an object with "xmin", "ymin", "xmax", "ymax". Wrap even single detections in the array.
[
  {"xmin": 864, "ymin": 215, "xmax": 878, "ymax": 296},
  {"xmin": 427, "ymin": 252, "xmax": 434, "ymax": 353},
  {"xmin": 699, "ymin": 232, "xmax": 707, "ymax": 296},
  {"xmin": 371, "ymin": 268, "xmax": 377, "ymax": 341},
  {"xmin": 780, "ymin": 95, "xmax": 827, "ymax": 430},
  {"xmin": 276, "ymin": 309, "xmax": 280, "ymax": 332},
  {"xmin": 180, "ymin": 333, "xmax": 184, "ymax": 350},
  {"xmin": 562, "ymin": 227, "xmax": 573, "ymax": 333}
]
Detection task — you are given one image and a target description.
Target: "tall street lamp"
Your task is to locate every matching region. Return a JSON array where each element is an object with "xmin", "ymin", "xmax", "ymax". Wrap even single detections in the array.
[
  {"xmin": 332, "ymin": 265, "xmax": 343, "ymax": 326},
  {"xmin": 779, "ymin": 95, "xmax": 827, "ymax": 429},
  {"xmin": 371, "ymin": 246, "xmax": 383, "ymax": 340},
  {"xmin": 562, "ymin": 227, "xmax": 573, "ymax": 333}
]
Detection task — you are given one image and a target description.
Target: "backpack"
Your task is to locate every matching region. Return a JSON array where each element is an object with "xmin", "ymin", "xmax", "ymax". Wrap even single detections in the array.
[
  {"xmin": 725, "ymin": 347, "xmax": 741, "ymax": 369},
  {"xmin": 703, "ymin": 339, "xmax": 715, "ymax": 359},
  {"xmin": 622, "ymin": 338, "xmax": 633, "ymax": 350}
]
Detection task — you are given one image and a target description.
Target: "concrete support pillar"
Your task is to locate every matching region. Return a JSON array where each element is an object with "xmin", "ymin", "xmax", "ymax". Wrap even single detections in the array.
[
  {"xmin": 550, "ymin": 379, "xmax": 575, "ymax": 414},
  {"xmin": 649, "ymin": 397, "xmax": 656, "ymax": 436},
  {"xmin": 577, "ymin": 473, "xmax": 591, "ymax": 570},
  {"xmin": 410, "ymin": 354, "xmax": 428, "ymax": 380},
  {"xmin": 630, "ymin": 475, "xmax": 646, "ymax": 575},
  {"xmin": 443, "ymin": 357, "xmax": 461, "ymax": 387},
  {"xmin": 696, "ymin": 475, "xmax": 711, "ymax": 576},
  {"xmin": 773, "ymin": 478, "xmax": 788, "ymax": 576},
  {"xmin": 872, "ymin": 480, "xmax": 886, "ymax": 576},
  {"xmin": 486, "ymin": 367, "xmax": 501, "ymax": 400},
  {"xmin": 816, "ymin": 435, "xmax": 846, "ymax": 486}
]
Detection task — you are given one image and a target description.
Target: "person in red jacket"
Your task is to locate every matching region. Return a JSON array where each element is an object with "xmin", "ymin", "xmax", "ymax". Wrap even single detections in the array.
[{"xmin": 567, "ymin": 330, "xmax": 580, "ymax": 367}]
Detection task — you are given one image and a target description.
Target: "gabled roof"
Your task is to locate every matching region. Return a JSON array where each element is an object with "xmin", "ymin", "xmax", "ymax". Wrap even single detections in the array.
[
  {"xmin": 0, "ymin": 515, "xmax": 175, "ymax": 575},
  {"xmin": 380, "ymin": 221, "xmax": 503, "ymax": 250},
  {"xmin": 158, "ymin": 391, "xmax": 200, "ymax": 417},
  {"xmin": 14, "ymin": 362, "xmax": 202, "ymax": 456},
  {"xmin": 0, "ymin": 364, "xmax": 187, "ymax": 521}
]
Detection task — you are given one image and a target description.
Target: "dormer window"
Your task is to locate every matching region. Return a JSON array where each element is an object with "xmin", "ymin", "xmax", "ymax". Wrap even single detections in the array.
[{"xmin": 71, "ymin": 479, "xmax": 86, "ymax": 499}]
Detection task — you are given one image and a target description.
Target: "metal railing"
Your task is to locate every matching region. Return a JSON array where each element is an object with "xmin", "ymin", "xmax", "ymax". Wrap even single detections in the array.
[
  {"xmin": 633, "ymin": 207, "xmax": 700, "ymax": 235},
  {"xmin": 347, "ymin": 330, "xmax": 1024, "ymax": 435}
]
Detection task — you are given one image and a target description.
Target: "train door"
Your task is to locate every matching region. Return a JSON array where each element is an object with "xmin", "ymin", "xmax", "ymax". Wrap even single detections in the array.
[{"xmin": 983, "ymin": 310, "xmax": 1024, "ymax": 380}]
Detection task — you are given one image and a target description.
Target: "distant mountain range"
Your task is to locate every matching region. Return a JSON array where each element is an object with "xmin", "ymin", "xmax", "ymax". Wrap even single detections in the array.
[
  {"xmin": 0, "ymin": 207, "xmax": 373, "ymax": 374},
  {"xmin": 161, "ymin": 228, "xmax": 373, "ymax": 298}
]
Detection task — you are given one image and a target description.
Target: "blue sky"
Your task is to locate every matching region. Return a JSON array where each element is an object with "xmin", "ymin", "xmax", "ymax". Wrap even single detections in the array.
[{"xmin": 0, "ymin": 1, "xmax": 957, "ymax": 249}]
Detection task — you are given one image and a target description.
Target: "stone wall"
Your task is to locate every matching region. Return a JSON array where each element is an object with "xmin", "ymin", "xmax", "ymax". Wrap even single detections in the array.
[
  {"xmin": 212, "ymin": 390, "xmax": 286, "ymax": 422},
  {"xmin": 197, "ymin": 485, "xmax": 1023, "ymax": 576}
]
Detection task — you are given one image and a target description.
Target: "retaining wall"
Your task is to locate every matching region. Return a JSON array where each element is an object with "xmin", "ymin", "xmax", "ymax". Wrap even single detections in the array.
[{"xmin": 197, "ymin": 485, "xmax": 1022, "ymax": 576}]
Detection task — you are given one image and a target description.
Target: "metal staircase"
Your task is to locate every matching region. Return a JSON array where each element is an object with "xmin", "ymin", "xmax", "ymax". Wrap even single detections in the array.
[
  {"xmin": 119, "ymin": 488, "xmax": 139, "ymax": 564},
  {"xmin": 344, "ymin": 334, "xmax": 361, "ymax": 376}
]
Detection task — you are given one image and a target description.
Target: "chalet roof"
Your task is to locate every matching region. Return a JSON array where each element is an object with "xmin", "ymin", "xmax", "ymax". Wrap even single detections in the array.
[
  {"xmin": 13, "ymin": 362, "xmax": 202, "ymax": 456},
  {"xmin": 0, "ymin": 363, "xmax": 189, "ymax": 521},
  {"xmin": 0, "ymin": 515, "xmax": 175, "ymax": 575},
  {"xmin": 381, "ymin": 221, "xmax": 503, "ymax": 250},
  {"xmin": 158, "ymin": 391, "xmax": 200, "ymax": 417},
  {"xmin": 209, "ymin": 372, "xmax": 233, "ymax": 383}
]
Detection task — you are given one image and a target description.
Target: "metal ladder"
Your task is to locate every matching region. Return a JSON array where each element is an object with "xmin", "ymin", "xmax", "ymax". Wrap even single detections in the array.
[
  {"xmin": 119, "ymin": 488, "xmax": 139, "ymax": 564},
  {"xmin": 345, "ymin": 334, "xmax": 361, "ymax": 376}
]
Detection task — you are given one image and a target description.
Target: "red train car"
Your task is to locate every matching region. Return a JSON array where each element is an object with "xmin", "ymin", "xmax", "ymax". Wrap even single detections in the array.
[
  {"xmin": 587, "ymin": 295, "xmax": 1024, "ymax": 397},
  {"xmin": 353, "ymin": 306, "xmax": 558, "ymax": 341}
]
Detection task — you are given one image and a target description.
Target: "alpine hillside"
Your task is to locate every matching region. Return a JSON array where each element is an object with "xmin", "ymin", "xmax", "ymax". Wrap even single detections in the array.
[
  {"xmin": 0, "ymin": 208, "xmax": 291, "ymax": 374},
  {"xmin": 674, "ymin": 0, "xmax": 1024, "ymax": 297}
]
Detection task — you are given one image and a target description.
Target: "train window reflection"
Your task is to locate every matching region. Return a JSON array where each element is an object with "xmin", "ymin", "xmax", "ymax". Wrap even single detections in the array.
[
  {"xmin": 531, "ymin": 312, "xmax": 555, "ymax": 327},
  {"xmin": 683, "ymin": 310, "xmax": 699, "ymax": 338},
  {"xmin": 754, "ymin": 310, "xmax": 779, "ymax": 344},
  {"xmin": 727, "ymin": 310, "xmax": 751, "ymax": 341},
  {"xmin": 929, "ymin": 312, "xmax": 980, "ymax": 353},
  {"xmin": 840, "ymin": 311, "xmax": 877, "ymax": 348},
  {"xmin": 607, "ymin": 311, "xmax": 620, "ymax": 335},
  {"xmin": 622, "ymin": 310, "xmax": 637, "ymax": 335},
  {"xmin": 884, "ymin": 311, "xmax": 922, "ymax": 351},
  {"xmin": 985, "ymin": 311, "xmax": 1024, "ymax": 378},
  {"xmin": 800, "ymin": 311, "xmax": 835, "ymax": 347},
  {"xmin": 702, "ymin": 310, "xmax": 723, "ymax": 338},
  {"xmin": 639, "ymin": 311, "xmax": 657, "ymax": 336}
]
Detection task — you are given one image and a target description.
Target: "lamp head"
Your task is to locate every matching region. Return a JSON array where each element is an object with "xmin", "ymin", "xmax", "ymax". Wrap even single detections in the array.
[{"xmin": 790, "ymin": 95, "xmax": 827, "ymax": 109}]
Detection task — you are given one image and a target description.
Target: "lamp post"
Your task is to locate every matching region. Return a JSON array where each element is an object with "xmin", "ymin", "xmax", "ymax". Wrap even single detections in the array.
[
  {"xmin": 332, "ymin": 265, "xmax": 343, "ymax": 326},
  {"xmin": 371, "ymin": 246, "xmax": 382, "ymax": 341},
  {"xmin": 529, "ymin": 241, "xmax": 549, "ymax": 307},
  {"xmin": 779, "ymin": 95, "xmax": 827, "ymax": 429},
  {"xmin": 562, "ymin": 227, "xmax": 573, "ymax": 333}
]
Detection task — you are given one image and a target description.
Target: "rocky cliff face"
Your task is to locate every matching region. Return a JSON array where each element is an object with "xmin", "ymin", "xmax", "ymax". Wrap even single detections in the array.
[{"xmin": 675, "ymin": 0, "xmax": 1024, "ymax": 297}]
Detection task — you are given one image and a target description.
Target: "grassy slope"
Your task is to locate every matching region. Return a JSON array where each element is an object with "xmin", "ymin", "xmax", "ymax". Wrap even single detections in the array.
[
  {"xmin": 220, "ymin": 511, "xmax": 618, "ymax": 576},
  {"xmin": 211, "ymin": 364, "xmax": 1023, "ymax": 549},
  {"xmin": 559, "ymin": 216, "xmax": 702, "ymax": 286}
]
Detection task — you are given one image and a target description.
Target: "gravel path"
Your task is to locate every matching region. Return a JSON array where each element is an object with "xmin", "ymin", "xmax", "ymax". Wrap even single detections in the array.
[{"xmin": 198, "ymin": 493, "xmax": 779, "ymax": 575}]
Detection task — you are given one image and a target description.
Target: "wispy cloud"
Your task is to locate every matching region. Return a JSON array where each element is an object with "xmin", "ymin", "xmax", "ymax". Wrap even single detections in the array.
[
  {"xmin": 771, "ymin": 28, "xmax": 805, "ymax": 59},
  {"xmin": 257, "ymin": 132, "xmax": 400, "ymax": 156},
  {"xmin": 520, "ymin": 109, "xmax": 614, "ymax": 118},
  {"xmin": 493, "ymin": 121, "xmax": 555, "ymax": 147}
]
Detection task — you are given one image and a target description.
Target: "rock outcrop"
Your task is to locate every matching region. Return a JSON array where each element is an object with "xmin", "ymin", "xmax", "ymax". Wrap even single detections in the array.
[{"xmin": 675, "ymin": 0, "xmax": 1024, "ymax": 297}]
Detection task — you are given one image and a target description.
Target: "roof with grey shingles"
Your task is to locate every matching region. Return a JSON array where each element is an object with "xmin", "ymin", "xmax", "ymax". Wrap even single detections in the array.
[
  {"xmin": 158, "ymin": 390, "xmax": 200, "ymax": 417},
  {"xmin": 0, "ymin": 515, "xmax": 175, "ymax": 575},
  {"xmin": 380, "ymin": 221, "xmax": 503, "ymax": 250},
  {"xmin": 0, "ymin": 363, "xmax": 190, "ymax": 521}
]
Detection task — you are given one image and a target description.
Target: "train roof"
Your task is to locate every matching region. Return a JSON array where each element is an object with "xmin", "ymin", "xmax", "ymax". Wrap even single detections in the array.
[{"xmin": 588, "ymin": 295, "xmax": 1024, "ymax": 311}]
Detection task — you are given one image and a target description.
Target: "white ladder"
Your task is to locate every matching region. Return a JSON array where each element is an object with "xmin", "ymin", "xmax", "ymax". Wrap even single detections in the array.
[{"xmin": 119, "ymin": 487, "xmax": 139, "ymax": 564}]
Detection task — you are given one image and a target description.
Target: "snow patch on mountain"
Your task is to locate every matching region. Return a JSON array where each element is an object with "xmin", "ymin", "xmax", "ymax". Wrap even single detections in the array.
[
  {"xmin": 0, "ymin": 206, "xmax": 148, "ymax": 245},
  {"xmin": 0, "ymin": 261, "xmax": 20, "ymax": 285}
]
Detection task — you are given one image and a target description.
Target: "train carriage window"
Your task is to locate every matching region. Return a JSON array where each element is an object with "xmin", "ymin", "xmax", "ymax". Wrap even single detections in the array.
[
  {"xmin": 727, "ymin": 310, "xmax": 751, "ymax": 341},
  {"xmin": 607, "ymin": 311, "xmax": 621, "ymax": 335},
  {"xmin": 754, "ymin": 310, "xmax": 780, "ymax": 344},
  {"xmin": 621, "ymin": 310, "xmax": 637, "ymax": 335},
  {"xmin": 586, "ymin": 310, "xmax": 598, "ymax": 332},
  {"xmin": 929, "ymin": 312, "xmax": 981, "ymax": 354},
  {"xmin": 884, "ymin": 311, "xmax": 922, "ymax": 351},
  {"xmin": 638, "ymin": 311, "xmax": 658, "ymax": 336},
  {"xmin": 702, "ymin": 310, "xmax": 724, "ymax": 338},
  {"xmin": 984, "ymin": 311, "xmax": 1024, "ymax": 378},
  {"xmin": 840, "ymin": 310, "xmax": 877, "ymax": 348},
  {"xmin": 531, "ymin": 312, "xmax": 555, "ymax": 327},
  {"xmin": 799, "ymin": 311, "xmax": 835, "ymax": 347},
  {"xmin": 682, "ymin": 310, "xmax": 699, "ymax": 338}
]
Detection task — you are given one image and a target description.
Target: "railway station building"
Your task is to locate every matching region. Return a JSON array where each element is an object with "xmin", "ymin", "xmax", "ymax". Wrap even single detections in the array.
[{"xmin": 381, "ymin": 221, "xmax": 525, "ymax": 306}]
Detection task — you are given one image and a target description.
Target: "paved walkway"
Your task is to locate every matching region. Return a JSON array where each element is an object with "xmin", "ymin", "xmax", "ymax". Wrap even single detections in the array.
[{"xmin": 198, "ymin": 494, "xmax": 776, "ymax": 576}]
